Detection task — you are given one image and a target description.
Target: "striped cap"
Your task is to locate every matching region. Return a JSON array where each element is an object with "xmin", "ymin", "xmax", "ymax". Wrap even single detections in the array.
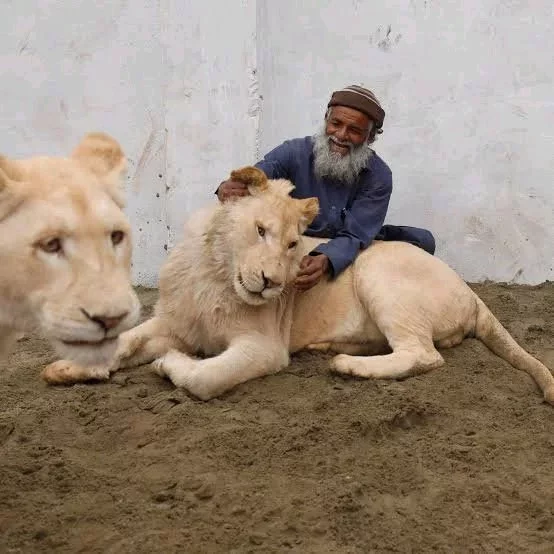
[{"xmin": 327, "ymin": 85, "xmax": 385, "ymax": 128}]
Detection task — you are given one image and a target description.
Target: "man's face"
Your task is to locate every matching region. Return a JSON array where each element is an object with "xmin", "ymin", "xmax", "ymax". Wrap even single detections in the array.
[
  {"xmin": 313, "ymin": 106, "xmax": 374, "ymax": 186},
  {"xmin": 325, "ymin": 106, "xmax": 372, "ymax": 156}
]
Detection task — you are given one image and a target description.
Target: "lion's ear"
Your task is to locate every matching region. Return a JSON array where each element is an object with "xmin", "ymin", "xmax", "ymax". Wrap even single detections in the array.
[
  {"xmin": 72, "ymin": 132, "xmax": 128, "ymax": 207},
  {"xmin": 297, "ymin": 197, "xmax": 319, "ymax": 232},
  {"xmin": 229, "ymin": 166, "xmax": 268, "ymax": 195},
  {"xmin": 0, "ymin": 158, "xmax": 25, "ymax": 222}
]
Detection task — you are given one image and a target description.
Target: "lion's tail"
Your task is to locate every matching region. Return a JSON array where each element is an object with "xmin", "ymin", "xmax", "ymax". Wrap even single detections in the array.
[{"xmin": 473, "ymin": 294, "xmax": 554, "ymax": 404}]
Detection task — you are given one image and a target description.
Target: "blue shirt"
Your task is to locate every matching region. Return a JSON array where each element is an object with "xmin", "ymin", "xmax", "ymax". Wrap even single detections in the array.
[{"xmin": 255, "ymin": 136, "xmax": 393, "ymax": 277}]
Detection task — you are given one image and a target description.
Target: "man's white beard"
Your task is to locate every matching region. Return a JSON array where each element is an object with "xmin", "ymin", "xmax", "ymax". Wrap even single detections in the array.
[{"xmin": 313, "ymin": 126, "xmax": 373, "ymax": 186}]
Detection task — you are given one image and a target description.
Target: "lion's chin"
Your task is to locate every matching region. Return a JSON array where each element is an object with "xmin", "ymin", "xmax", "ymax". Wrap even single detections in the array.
[{"xmin": 51, "ymin": 336, "xmax": 118, "ymax": 366}]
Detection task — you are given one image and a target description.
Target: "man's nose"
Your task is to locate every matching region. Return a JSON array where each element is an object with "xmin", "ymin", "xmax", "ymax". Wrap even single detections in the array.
[{"xmin": 334, "ymin": 127, "xmax": 348, "ymax": 141}]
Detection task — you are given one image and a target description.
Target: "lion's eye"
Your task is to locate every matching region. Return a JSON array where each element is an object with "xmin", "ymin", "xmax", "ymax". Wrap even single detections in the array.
[
  {"xmin": 111, "ymin": 230, "xmax": 125, "ymax": 246},
  {"xmin": 39, "ymin": 238, "xmax": 63, "ymax": 254},
  {"xmin": 257, "ymin": 225, "xmax": 265, "ymax": 237},
  {"xmin": 288, "ymin": 240, "xmax": 298, "ymax": 249}
]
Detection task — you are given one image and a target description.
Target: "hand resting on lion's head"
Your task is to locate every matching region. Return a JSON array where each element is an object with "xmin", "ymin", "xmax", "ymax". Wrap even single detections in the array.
[
  {"xmin": 0, "ymin": 133, "xmax": 140, "ymax": 368},
  {"xmin": 42, "ymin": 166, "xmax": 554, "ymax": 406}
]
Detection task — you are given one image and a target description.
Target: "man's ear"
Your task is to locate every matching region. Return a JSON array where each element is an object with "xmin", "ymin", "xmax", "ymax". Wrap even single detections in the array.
[
  {"xmin": 297, "ymin": 197, "xmax": 319, "ymax": 232},
  {"xmin": 0, "ymin": 158, "xmax": 25, "ymax": 222},
  {"xmin": 230, "ymin": 166, "xmax": 268, "ymax": 195},
  {"xmin": 72, "ymin": 132, "xmax": 128, "ymax": 207}
]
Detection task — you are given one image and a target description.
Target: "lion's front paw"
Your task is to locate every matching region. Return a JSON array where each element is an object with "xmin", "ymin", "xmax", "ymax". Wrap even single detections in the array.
[
  {"xmin": 152, "ymin": 349, "xmax": 182, "ymax": 378},
  {"xmin": 152, "ymin": 357, "xmax": 167, "ymax": 378},
  {"xmin": 41, "ymin": 360, "xmax": 75, "ymax": 385},
  {"xmin": 152, "ymin": 349, "xmax": 195, "ymax": 382},
  {"xmin": 41, "ymin": 360, "xmax": 110, "ymax": 385},
  {"xmin": 153, "ymin": 350, "xmax": 216, "ymax": 401}
]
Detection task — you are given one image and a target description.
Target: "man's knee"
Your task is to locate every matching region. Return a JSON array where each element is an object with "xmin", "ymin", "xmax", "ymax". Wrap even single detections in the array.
[
  {"xmin": 403, "ymin": 226, "xmax": 436, "ymax": 255},
  {"xmin": 379, "ymin": 224, "xmax": 436, "ymax": 255}
]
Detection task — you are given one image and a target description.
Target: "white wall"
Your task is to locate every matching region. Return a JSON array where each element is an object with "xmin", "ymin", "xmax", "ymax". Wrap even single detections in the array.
[
  {"xmin": 0, "ymin": 0, "xmax": 259, "ymax": 286},
  {"xmin": 257, "ymin": 0, "xmax": 554, "ymax": 284},
  {"xmin": 1, "ymin": 0, "xmax": 552, "ymax": 285}
]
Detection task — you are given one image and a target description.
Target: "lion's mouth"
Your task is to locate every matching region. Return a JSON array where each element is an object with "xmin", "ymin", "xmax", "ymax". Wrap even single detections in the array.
[
  {"xmin": 59, "ymin": 337, "xmax": 117, "ymax": 348},
  {"xmin": 237, "ymin": 273, "xmax": 263, "ymax": 296}
]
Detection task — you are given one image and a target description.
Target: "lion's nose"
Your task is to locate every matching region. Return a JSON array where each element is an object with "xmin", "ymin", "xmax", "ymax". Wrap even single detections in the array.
[
  {"xmin": 261, "ymin": 271, "xmax": 282, "ymax": 289},
  {"xmin": 81, "ymin": 309, "xmax": 128, "ymax": 331}
]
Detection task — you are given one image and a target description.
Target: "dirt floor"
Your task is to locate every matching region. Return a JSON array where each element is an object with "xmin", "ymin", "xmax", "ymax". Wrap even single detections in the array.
[{"xmin": 1, "ymin": 283, "xmax": 553, "ymax": 553}]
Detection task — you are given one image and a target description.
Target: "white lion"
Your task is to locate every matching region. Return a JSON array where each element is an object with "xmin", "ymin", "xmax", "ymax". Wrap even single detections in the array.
[
  {"xmin": 0, "ymin": 133, "xmax": 141, "ymax": 368},
  {"xmin": 42, "ymin": 167, "xmax": 554, "ymax": 406}
]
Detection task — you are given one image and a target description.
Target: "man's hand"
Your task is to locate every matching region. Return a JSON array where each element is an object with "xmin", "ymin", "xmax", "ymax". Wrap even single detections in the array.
[
  {"xmin": 217, "ymin": 180, "xmax": 250, "ymax": 202},
  {"xmin": 294, "ymin": 254, "xmax": 330, "ymax": 292}
]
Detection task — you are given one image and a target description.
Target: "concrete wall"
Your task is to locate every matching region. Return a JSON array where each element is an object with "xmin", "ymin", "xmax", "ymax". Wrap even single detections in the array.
[
  {"xmin": 1, "ymin": 0, "xmax": 552, "ymax": 285},
  {"xmin": 257, "ymin": 0, "xmax": 554, "ymax": 284},
  {"xmin": 0, "ymin": 0, "xmax": 259, "ymax": 286}
]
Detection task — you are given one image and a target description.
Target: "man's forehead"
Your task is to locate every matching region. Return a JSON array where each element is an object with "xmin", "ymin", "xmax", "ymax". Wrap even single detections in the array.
[{"xmin": 329, "ymin": 106, "xmax": 370, "ymax": 126}]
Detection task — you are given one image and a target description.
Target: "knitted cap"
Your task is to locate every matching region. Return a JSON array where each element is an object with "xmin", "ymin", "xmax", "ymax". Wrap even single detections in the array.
[{"xmin": 327, "ymin": 85, "xmax": 385, "ymax": 128}]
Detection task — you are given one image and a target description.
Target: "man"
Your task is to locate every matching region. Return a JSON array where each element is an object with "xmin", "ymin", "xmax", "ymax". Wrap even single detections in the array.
[{"xmin": 217, "ymin": 84, "xmax": 435, "ymax": 292}]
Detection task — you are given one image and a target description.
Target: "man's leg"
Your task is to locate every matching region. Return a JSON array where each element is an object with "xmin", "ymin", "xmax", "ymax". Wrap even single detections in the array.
[{"xmin": 376, "ymin": 224, "xmax": 436, "ymax": 255}]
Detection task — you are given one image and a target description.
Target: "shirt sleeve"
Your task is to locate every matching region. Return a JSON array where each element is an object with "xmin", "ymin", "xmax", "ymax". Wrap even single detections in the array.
[
  {"xmin": 214, "ymin": 141, "xmax": 293, "ymax": 195},
  {"xmin": 254, "ymin": 141, "xmax": 294, "ymax": 180},
  {"xmin": 311, "ymin": 171, "xmax": 392, "ymax": 277}
]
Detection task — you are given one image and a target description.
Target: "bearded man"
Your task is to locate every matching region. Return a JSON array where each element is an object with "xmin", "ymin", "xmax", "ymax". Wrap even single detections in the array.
[{"xmin": 217, "ymin": 84, "xmax": 435, "ymax": 291}]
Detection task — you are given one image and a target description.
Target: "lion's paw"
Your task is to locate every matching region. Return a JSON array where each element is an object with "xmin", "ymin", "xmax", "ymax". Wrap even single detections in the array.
[
  {"xmin": 152, "ymin": 349, "xmax": 190, "ymax": 379},
  {"xmin": 152, "ymin": 355, "xmax": 169, "ymax": 378},
  {"xmin": 41, "ymin": 360, "xmax": 109, "ymax": 385},
  {"xmin": 41, "ymin": 360, "xmax": 75, "ymax": 385},
  {"xmin": 152, "ymin": 350, "xmax": 217, "ymax": 401},
  {"xmin": 330, "ymin": 354, "xmax": 356, "ymax": 376}
]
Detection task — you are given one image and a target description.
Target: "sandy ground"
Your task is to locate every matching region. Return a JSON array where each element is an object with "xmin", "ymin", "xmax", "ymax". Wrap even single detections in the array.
[{"xmin": 1, "ymin": 282, "xmax": 553, "ymax": 553}]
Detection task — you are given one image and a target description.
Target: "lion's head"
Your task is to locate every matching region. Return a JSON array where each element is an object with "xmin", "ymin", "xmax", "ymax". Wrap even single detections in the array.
[
  {"xmin": 0, "ymin": 132, "xmax": 141, "ymax": 365},
  {"xmin": 207, "ymin": 167, "xmax": 319, "ymax": 306}
]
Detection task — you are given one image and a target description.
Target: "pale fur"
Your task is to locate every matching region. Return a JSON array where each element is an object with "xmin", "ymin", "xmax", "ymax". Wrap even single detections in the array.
[
  {"xmin": 42, "ymin": 168, "xmax": 554, "ymax": 406},
  {"xmin": 0, "ymin": 133, "xmax": 141, "ymax": 370}
]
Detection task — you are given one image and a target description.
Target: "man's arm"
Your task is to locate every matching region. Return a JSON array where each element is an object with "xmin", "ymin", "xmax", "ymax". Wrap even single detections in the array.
[
  {"xmin": 311, "ymin": 174, "xmax": 392, "ymax": 277},
  {"xmin": 254, "ymin": 141, "xmax": 293, "ymax": 180},
  {"xmin": 216, "ymin": 141, "xmax": 294, "ymax": 200}
]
